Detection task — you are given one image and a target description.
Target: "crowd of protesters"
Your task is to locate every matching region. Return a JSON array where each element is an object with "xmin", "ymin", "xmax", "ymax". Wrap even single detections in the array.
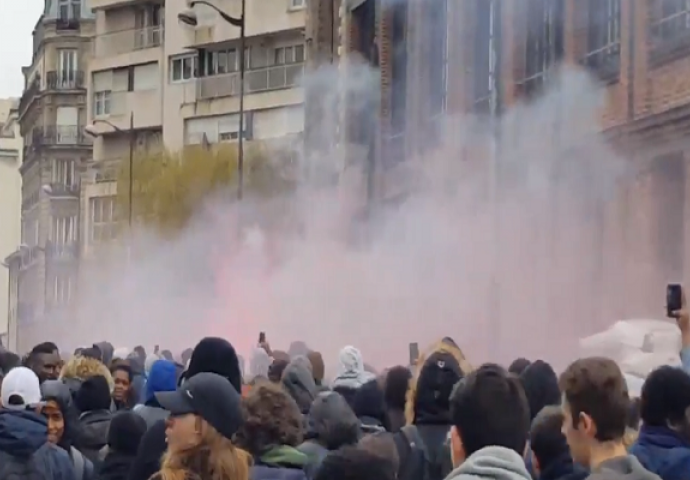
[{"xmin": 0, "ymin": 308, "xmax": 690, "ymax": 480}]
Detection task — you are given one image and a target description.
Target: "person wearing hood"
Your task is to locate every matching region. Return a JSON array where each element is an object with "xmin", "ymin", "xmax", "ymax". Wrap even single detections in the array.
[
  {"xmin": 97, "ymin": 411, "xmax": 147, "ymax": 480},
  {"xmin": 446, "ymin": 364, "xmax": 532, "ymax": 480},
  {"xmin": 384, "ymin": 366, "xmax": 411, "ymax": 433},
  {"xmin": 629, "ymin": 365, "xmax": 690, "ymax": 480},
  {"xmin": 42, "ymin": 379, "xmax": 96, "ymax": 480},
  {"xmin": 128, "ymin": 337, "xmax": 243, "ymax": 480},
  {"xmin": 235, "ymin": 382, "xmax": 309, "ymax": 480},
  {"xmin": 0, "ymin": 366, "xmax": 77, "ymax": 480},
  {"xmin": 125, "ymin": 354, "xmax": 146, "ymax": 405},
  {"xmin": 281, "ymin": 356, "xmax": 318, "ymax": 415},
  {"xmin": 93, "ymin": 343, "xmax": 115, "ymax": 367},
  {"xmin": 298, "ymin": 391, "xmax": 360, "ymax": 478},
  {"xmin": 332, "ymin": 346, "xmax": 375, "ymax": 409},
  {"xmin": 353, "ymin": 379, "xmax": 388, "ymax": 433},
  {"xmin": 132, "ymin": 359, "xmax": 177, "ymax": 428},
  {"xmin": 248, "ymin": 347, "xmax": 273, "ymax": 385},
  {"xmin": 74, "ymin": 375, "xmax": 114, "ymax": 466},
  {"xmin": 395, "ymin": 339, "xmax": 468, "ymax": 480},
  {"xmin": 306, "ymin": 351, "xmax": 326, "ymax": 389}
]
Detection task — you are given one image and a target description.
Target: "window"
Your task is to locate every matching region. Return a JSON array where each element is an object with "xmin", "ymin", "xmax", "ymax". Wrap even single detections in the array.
[
  {"xmin": 51, "ymin": 159, "xmax": 75, "ymax": 187},
  {"xmin": 273, "ymin": 45, "xmax": 306, "ymax": 65},
  {"xmin": 53, "ymin": 275, "xmax": 73, "ymax": 305},
  {"xmin": 133, "ymin": 63, "xmax": 159, "ymax": 90},
  {"xmin": 390, "ymin": 0, "xmax": 408, "ymax": 135},
  {"xmin": 650, "ymin": 0, "xmax": 690, "ymax": 60},
  {"xmin": 517, "ymin": 0, "xmax": 564, "ymax": 98},
  {"xmin": 289, "ymin": 0, "xmax": 305, "ymax": 9},
  {"xmin": 585, "ymin": 0, "xmax": 621, "ymax": 80},
  {"xmin": 57, "ymin": 49, "xmax": 78, "ymax": 87},
  {"xmin": 58, "ymin": 0, "xmax": 81, "ymax": 20},
  {"xmin": 93, "ymin": 91, "xmax": 111, "ymax": 116},
  {"xmin": 90, "ymin": 196, "xmax": 117, "ymax": 244},
  {"xmin": 472, "ymin": 0, "xmax": 501, "ymax": 114},
  {"xmin": 170, "ymin": 54, "xmax": 198, "ymax": 82},
  {"xmin": 51, "ymin": 216, "xmax": 77, "ymax": 245},
  {"xmin": 428, "ymin": 0, "xmax": 448, "ymax": 118}
]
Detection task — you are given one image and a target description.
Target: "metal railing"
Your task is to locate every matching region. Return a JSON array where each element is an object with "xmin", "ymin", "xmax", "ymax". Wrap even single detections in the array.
[
  {"xmin": 196, "ymin": 63, "xmax": 304, "ymax": 100},
  {"xmin": 94, "ymin": 25, "xmax": 164, "ymax": 56},
  {"xmin": 46, "ymin": 70, "xmax": 85, "ymax": 90},
  {"xmin": 32, "ymin": 126, "xmax": 91, "ymax": 146},
  {"xmin": 19, "ymin": 76, "xmax": 41, "ymax": 114},
  {"xmin": 46, "ymin": 242, "xmax": 79, "ymax": 260},
  {"xmin": 582, "ymin": 43, "xmax": 621, "ymax": 81},
  {"xmin": 45, "ymin": 181, "xmax": 80, "ymax": 197},
  {"xmin": 650, "ymin": 9, "xmax": 690, "ymax": 60}
]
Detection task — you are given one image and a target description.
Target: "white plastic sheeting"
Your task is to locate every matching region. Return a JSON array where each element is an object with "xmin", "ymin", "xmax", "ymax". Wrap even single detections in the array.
[{"xmin": 579, "ymin": 319, "xmax": 682, "ymax": 395}]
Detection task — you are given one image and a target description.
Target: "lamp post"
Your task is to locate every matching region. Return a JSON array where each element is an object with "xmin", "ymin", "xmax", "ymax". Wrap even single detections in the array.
[
  {"xmin": 179, "ymin": 0, "xmax": 246, "ymax": 200},
  {"xmin": 84, "ymin": 112, "xmax": 135, "ymax": 226}
]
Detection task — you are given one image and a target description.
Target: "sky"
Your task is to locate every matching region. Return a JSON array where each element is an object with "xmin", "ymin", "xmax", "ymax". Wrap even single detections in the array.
[{"xmin": 0, "ymin": 0, "xmax": 44, "ymax": 98}]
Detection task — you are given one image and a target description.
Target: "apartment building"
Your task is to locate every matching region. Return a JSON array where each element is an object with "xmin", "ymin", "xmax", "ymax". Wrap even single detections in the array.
[
  {"xmin": 85, "ymin": 0, "xmax": 308, "ymax": 233},
  {"xmin": 6, "ymin": 0, "xmax": 94, "ymax": 352},
  {"xmin": 335, "ymin": 0, "xmax": 690, "ymax": 340},
  {"xmin": 0, "ymin": 101, "xmax": 22, "ymax": 350}
]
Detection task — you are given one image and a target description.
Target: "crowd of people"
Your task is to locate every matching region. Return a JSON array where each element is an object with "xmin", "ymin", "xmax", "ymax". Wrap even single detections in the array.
[{"xmin": 0, "ymin": 311, "xmax": 689, "ymax": 480}]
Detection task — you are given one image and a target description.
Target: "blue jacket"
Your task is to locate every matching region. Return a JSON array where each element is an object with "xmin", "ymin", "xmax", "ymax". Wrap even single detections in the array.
[
  {"xmin": 0, "ymin": 409, "xmax": 76, "ymax": 480},
  {"xmin": 630, "ymin": 425, "xmax": 690, "ymax": 480}
]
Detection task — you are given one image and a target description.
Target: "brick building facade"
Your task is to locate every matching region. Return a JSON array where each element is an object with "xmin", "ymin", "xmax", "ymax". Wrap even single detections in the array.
[{"xmin": 315, "ymin": 0, "xmax": 690, "ymax": 353}]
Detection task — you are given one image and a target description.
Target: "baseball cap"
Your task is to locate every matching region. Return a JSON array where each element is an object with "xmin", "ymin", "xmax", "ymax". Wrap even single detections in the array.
[
  {"xmin": 156, "ymin": 372, "xmax": 242, "ymax": 440},
  {"xmin": 1, "ymin": 366, "xmax": 43, "ymax": 410}
]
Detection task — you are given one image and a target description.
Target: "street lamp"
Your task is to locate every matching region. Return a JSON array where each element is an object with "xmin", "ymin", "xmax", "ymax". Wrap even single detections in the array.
[
  {"xmin": 178, "ymin": 0, "xmax": 246, "ymax": 200},
  {"xmin": 84, "ymin": 112, "xmax": 135, "ymax": 226}
]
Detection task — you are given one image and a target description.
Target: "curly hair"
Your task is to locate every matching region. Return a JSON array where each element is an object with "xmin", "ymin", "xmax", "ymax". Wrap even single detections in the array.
[{"xmin": 234, "ymin": 381, "xmax": 304, "ymax": 455}]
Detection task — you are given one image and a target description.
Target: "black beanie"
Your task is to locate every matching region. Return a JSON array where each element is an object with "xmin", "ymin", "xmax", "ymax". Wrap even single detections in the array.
[
  {"xmin": 519, "ymin": 360, "xmax": 560, "ymax": 421},
  {"xmin": 187, "ymin": 337, "xmax": 242, "ymax": 393},
  {"xmin": 108, "ymin": 411, "xmax": 147, "ymax": 455},
  {"xmin": 74, "ymin": 375, "xmax": 111, "ymax": 412}
]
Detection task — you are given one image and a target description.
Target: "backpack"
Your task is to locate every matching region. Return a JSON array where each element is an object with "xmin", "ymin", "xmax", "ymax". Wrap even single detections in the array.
[
  {"xmin": 393, "ymin": 425, "xmax": 431, "ymax": 480},
  {"xmin": 0, "ymin": 449, "xmax": 50, "ymax": 480}
]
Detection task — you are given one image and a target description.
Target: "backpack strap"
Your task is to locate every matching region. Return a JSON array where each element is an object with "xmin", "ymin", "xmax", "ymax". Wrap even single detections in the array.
[{"xmin": 71, "ymin": 447, "xmax": 84, "ymax": 480}]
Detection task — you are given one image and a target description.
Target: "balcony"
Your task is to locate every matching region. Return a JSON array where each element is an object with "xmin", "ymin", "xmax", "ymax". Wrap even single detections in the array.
[
  {"xmin": 46, "ymin": 242, "xmax": 79, "ymax": 261},
  {"xmin": 93, "ymin": 25, "xmax": 164, "ymax": 57},
  {"xmin": 19, "ymin": 75, "xmax": 41, "ymax": 115},
  {"xmin": 46, "ymin": 70, "xmax": 85, "ymax": 90},
  {"xmin": 56, "ymin": 17, "xmax": 80, "ymax": 31},
  {"xmin": 100, "ymin": 89, "xmax": 162, "ymax": 130},
  {"xmin": 196, "ymin": 63, "xmax": 304, "ymax": 101},
  {"xmin": 44, "ymin": 181, "xmax": 80, "ymax": 198},
  {"xmin": 32, "ymin": 126, "xmax": 92, "ymax": 147}
]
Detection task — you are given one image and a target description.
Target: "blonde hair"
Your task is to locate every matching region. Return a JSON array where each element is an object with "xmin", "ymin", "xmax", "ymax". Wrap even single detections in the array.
[{"xmin": 156, "ymin": 421, "xmax": 251, "ymax": 480}]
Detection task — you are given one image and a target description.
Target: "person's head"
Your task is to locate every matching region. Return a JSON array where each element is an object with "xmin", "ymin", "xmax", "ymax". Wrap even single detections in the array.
[
  {"xmin": 287, "ymin": 341, "xmax": 310, "ymax": 359},
  {"xmin": 145, "ymin": 359, "xmax": 178, "ymax": 404},
  {"xmin": 111, "ymin": 364, "xmax": 133, "ymax": 405},
  {"xmin": 308, "ymin": 391, "xmax": 360, "ymax": 449},
  {"xmin": 27, "ymin": 342, "xmax": 61, "ymax": 383},
  {"xmin": 108, "ymin": 411, "xmax": 147, "ymax": 455},
  {"xmin": 307, "ymin": 351, "xmax": 325, "ymax": 385},
  {"xmin": 559, "ymin": 357, "xmax": 629, "ymax": 468},
  {"xmin": 358, "ymin": 432, "xmax": 400, "ymax": 474},
  {"xmin": 353, "ymin": 379, "xmax": 388, "ymax": 430},
  {"xmin": 640, "ymin": 365, "xmax": 690, "ymax": 435},
  {"xmin": 0, "ymin": 350, "xmax": 21, "ymax": 389},
  {"xmin": 1, "ymin": 366, "xmax": 43, "ymax": 411},
  {"xmin": 315, "ymin": 446, "xmax": 396, "ymax": 480},
  {"xmin": 449, "ymin": 363, "xmax": 530, "ymax": 467},
  {"xmin": 508, "ymin": 358, "xmax": 531, "ymax": 376},
  {"xmin": 41, "ymin": 379, "xmax": 78, "ymax": 448},
  {"xmin": 529, "ymin": 405, "xmax": 571, "ymax": 476},
  {"xmin": 268, "ymin": 358, "xmax": 289, "ymax": 383},
  {"xmin": 185, "ymin": 337, "xmax": 242, "ymax": 392},
  {"xmin": 160, "ymin": 349, "xmax": 174, "ymax": 361},
  {"xmin": 384, "ymin": 366, "xmax": 411, "ymax": 411},
  {"xmin": 234, "ymin": 381, "xmax": 303, "ymax": 455},
  {"xmin": 519, "ymin": 360, "xmax": 560, "ymax": 421},
  {"xmin": 74, "ymin": 375, "xmax": 112, "ymax": 413}
]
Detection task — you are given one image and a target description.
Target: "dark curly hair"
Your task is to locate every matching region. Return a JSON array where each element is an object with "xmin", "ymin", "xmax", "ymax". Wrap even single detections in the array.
[{"xmin": 234, "ymin": 381, "xmax": 304, "ymax": 455}]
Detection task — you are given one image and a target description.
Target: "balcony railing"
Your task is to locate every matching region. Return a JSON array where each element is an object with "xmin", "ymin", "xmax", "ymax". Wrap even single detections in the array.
[
  {"xmin": 56, "ymin": 17, "xmax": 80, "ymax": 31},
  {"xmin": 45, "ymin": 181, "xmax": 80, "ymax": 198},
  {"xmin": 94, "ymin": 25, "xmax": 164, "ymax": 57},
  {"xmin": 46, "ymin": 242, "xmax": 79, "ymax": 261},
  {"xmin": 32, "ymin": 126, "xmax": 91, "ymax": 147},
  {"xmin": 46, "ymin": 70, "xmax": 85, "ymax": 90},
  {"xmin": 19, "ymin": 75, "xmax": 41, "ymax": 114},
  {"xmin": 196, "ymin": 63, "xmax": 304, "ymax": 101}
]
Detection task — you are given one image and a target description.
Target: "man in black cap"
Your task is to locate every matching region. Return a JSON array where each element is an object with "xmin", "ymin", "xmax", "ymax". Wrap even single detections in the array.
[{"xmin": 155, "ymin": 372, "xmax": 242, "ymax": 444}]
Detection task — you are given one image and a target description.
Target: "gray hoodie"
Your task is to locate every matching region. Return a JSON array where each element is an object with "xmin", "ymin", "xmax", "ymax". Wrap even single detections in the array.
[
  {"xmin": 444, "ymin": 446, "xmax": 531, "ymax": 480},
  {"xmin": 587, "ymin": 456, "xmax": 661, "ymax": 480},
  {"xmin": 281, "ymin": 356, "xmax": 318, "ymax": 414}
]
